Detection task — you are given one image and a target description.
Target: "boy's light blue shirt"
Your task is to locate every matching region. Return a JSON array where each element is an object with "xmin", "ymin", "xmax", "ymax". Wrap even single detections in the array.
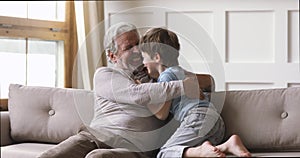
[{"xmin": 157, "ymin": 66, "xmax": 210, "ymax": 122}]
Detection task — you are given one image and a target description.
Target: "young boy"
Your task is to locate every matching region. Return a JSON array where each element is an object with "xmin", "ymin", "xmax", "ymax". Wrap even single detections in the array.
[{"xmin": 140, "ymin": 27, "xmax": 251, "ymax": 158}]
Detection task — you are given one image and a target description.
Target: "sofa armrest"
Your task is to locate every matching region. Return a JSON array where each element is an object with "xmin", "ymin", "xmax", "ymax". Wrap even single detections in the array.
[{"xmin": 1, "ymin": 111, "xmax": 14, "ymax": 146}]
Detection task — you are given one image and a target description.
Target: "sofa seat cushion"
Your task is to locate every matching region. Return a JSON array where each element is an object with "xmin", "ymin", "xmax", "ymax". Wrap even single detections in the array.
[
  {"xmin": 225, "ymin": 151, "xmax": 300, "ymax": 157},
  {"xmin": 251, "ymin": 151, "xmax": 300, "ymax": 157},
  {"xmin": 217, "ymin": 87, "xmax": 300, "ymax": 151},
  {"xmin": 1, "ymin": 143, "xmax": 55, "ymax": 158},
  {"xmin": 8, "ymin": 84, "xmax": 95, "ymax": 144}
]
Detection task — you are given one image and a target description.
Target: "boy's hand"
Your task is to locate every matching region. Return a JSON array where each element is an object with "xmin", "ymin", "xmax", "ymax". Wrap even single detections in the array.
[{"xmin": 183, "ymin": 76, "xmax": 205, "ymax": 100}]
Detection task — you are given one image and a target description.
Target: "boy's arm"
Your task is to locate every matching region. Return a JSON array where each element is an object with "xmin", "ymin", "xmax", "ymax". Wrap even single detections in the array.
[
  {"xmin": 133, "ymin": 66, "xmax": 172, "ymax": 120},
  {"xmin": 147, "ymin": 72, "xmax": 177, "ymax": 120},
  {"xmin": 147, "ymin": 101, "xmax": 172, "ymax": 120}
]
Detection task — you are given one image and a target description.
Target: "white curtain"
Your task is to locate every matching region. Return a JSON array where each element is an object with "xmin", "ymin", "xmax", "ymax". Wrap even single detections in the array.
[{"xmin": 74, "ymin": 1, "xmax": 106, "ymax": 90}]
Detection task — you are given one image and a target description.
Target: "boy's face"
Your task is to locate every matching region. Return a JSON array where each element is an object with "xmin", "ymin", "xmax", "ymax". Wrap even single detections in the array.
[{"xmin": 141, "ymin": 52, "xmax": 160, "ymax": 79}]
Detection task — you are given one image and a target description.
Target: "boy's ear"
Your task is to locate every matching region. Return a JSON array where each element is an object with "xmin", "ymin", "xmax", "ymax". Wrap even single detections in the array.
[
  {"xmin": 108, "ymin": 51, "xmax": 117, "ymax": 63},
  {"xmin": 154, "ymin": 52, "xmax": 161, "ymax": 62}
]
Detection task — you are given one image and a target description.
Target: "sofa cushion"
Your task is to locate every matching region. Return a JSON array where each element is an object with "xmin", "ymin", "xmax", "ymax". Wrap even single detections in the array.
[
  {"xmin": 251, "ymin": 151, "xmax": 300, "ymax": 157},
  {"xmin": 216, "ymin": 87, "xmax": 300, "ymax": 151},
  {"xmin": 8, "ymin": 84, "xmax": 95, "ymax": 144},
  {"xmin": 1, "ymin": 143, "xmax": 55, "ymax": 158}
]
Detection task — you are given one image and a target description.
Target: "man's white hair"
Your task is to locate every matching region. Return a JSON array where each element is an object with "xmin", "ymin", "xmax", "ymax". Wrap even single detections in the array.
[{"xmin": 104, "ymin": 22, "xmax": 138, "ymax": 63}]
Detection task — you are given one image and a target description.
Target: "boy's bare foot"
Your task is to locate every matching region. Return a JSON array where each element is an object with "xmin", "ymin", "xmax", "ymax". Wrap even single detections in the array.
[
  {"xmin": 216, "ymin": 135, "xmax": 251, "ymax": 157},
  {"xmin": 184, "ymin": 141, "xmax": 225, "ymax": 157}
]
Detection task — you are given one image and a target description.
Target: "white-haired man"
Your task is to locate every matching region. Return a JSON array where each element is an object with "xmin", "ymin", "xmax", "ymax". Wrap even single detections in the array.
[{"xmin": 38, "ymin": 22, "xmax": 200, "ymax": 158}]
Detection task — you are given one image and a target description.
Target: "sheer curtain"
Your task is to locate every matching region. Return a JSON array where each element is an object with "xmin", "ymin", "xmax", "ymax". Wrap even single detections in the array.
[{"xmin": 74, "ymin": 1, "xmax": 106, "ymax": 90}]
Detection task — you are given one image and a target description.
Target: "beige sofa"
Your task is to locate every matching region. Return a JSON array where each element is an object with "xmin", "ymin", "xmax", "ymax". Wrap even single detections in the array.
[{"xmin": 1, "ymin": 83, "xmax": 300, "ymax": 157}]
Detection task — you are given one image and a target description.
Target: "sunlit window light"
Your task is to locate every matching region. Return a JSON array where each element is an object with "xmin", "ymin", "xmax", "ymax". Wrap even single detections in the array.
[{"xmin": 0, "ymin": 1, "xmax": 65, "ymax": 21}]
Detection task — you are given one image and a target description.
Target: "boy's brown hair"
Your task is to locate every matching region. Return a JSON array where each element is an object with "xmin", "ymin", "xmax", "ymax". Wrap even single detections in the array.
[{"xmin": 140, "ymin": 28, "xmax": 180, "ymax": 67}]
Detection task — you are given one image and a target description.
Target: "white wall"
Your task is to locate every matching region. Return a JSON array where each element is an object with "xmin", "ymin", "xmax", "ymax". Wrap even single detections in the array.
[{"xmin": 104, "ymin": 0, "xmax": 299, "ymax": 91}]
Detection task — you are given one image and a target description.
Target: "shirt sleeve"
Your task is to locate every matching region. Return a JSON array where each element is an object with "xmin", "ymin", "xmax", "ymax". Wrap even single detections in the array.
[
  {"xmin": 93, "ymin": 67, "xmax": 184, "ymax": 106},
  {"xmin": 158, "ymin": 70, "xmax": 178, "ymax": 83}
]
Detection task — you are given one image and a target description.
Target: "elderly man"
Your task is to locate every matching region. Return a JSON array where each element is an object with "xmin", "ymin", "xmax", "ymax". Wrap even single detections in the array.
[{"xmin": 38, "ymin": 22, "xmax": 199, "ymax": 158}]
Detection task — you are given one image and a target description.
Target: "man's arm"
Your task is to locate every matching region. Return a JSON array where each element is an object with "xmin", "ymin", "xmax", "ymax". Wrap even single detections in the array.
[{"xmin": 93, "ymin": 67, "xmax": 184, "ymax": 106}]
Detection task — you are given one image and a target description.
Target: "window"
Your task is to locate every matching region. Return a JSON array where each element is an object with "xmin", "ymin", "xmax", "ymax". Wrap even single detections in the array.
[
  {"xmin": 0, "ymin": 1, "xmax": 75, "ymax": 110},
  {"xmin": 0, "ymin": 1, "xmax": 65, "ymax": 21},
  {"xmin": 0, "ymin": 38, "xmax": 64, "ymax": 98}
]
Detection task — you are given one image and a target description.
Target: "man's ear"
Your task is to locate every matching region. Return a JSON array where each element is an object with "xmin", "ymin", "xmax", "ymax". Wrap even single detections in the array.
[
  {"xmin": 108, "ymin": 51, "xmax": 117, "ymax": 63},
  {"xmin": 154, "ymin": 52, "xmax": 161, "ymax": 63}
]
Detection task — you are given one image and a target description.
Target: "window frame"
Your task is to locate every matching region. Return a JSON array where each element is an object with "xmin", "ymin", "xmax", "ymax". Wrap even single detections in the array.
[{"xmin": 0, "ymin": 1, "xmax": 75, "ymax": 111}]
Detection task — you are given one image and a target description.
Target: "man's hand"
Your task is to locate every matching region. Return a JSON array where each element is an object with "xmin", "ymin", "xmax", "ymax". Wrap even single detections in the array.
[
  {"xmin": 183, "ymin": 76, "xmax": 205, "ymax": 100},
  {"xmin": 133, "ymin": 64, "xmax": 153, "ymax": 84}
]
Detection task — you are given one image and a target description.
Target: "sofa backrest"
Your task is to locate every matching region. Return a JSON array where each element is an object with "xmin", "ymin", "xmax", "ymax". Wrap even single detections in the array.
[
  {"xmin": 215, "ymin": 87, "xmax": 300, "ymax": 151},
  {"xmin": 8, "ymin": 84, "xmax": 95, "ymax": 144},
  {"xmin": 9, "ymin": 84, "xmax": 300, "ymax": 151}
]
